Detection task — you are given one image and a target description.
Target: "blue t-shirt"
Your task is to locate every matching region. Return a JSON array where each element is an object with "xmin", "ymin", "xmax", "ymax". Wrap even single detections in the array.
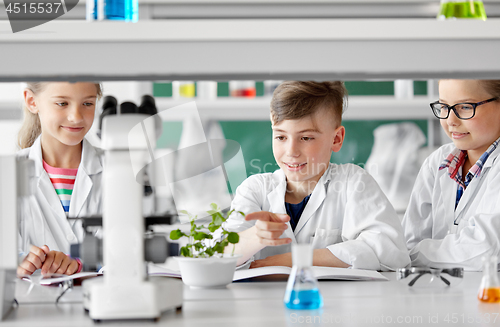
[{"xmin": 285, "ymin": 194, "xmax": 311, "ymax": 231}]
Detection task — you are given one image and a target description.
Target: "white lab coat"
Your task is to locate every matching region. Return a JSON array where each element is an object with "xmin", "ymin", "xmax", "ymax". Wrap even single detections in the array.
[
  {"xmin": 17, "ymin": 136, "xmax": 103, "ymax": 255},
  {"xmin": 402, "ymin": 142, "xmax": 500, "ymax": 271},
  {"xmin": 225, "ymin": 163, "xmax": 410, "ymax": 271}
]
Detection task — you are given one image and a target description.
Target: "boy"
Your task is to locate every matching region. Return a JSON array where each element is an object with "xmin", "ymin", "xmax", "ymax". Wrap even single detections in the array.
[{"xmin": 225, "ymin": 81, "xmax": 410, "ymax": 270}]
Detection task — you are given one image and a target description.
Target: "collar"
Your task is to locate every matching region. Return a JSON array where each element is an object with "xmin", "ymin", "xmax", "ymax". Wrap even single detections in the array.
[
  {"xmin": 28, "ymin": 136, "xmax": 102, "ymax": 177},
  {"xmin": 439, "ymin": 136, "xmax": 500, "ymax": 186}
]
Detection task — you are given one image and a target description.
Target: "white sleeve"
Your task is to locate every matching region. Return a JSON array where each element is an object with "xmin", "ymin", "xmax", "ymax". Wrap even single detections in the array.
[
  {"xmin": 223, "ymin": 175, "xmax": 265, "ymax": 233},
  {"xmin": 404, "ymin": 151, "xmax": 500, "ymax": 270},
  {"xmin": 327, "ymin": 167, "xmax": 411, "ymax": 271},
  {"xmin": 401, "ymin": 157, "xmax": 435, "ymax": 251},
  {"xmin": 409, "ymin": 210, "xmax": 500, "ymax": 271}
]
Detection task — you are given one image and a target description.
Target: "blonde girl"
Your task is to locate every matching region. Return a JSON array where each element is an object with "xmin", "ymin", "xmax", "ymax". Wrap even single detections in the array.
[{"xmin": 17, "ymin": 82, "xmax": 103, "ymax": 277}]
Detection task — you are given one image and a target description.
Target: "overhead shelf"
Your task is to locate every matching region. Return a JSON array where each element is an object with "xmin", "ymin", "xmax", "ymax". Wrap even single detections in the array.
[
  {"xmin": 2, "ymin": 1, "xmax": 500, "ymax": 21},
  {"xmin": 1, "ymin": 19, "xmax": 500, "ymax": 82}
]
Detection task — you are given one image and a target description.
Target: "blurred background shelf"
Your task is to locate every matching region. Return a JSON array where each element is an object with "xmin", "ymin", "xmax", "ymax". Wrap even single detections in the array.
[
  {"xmin": 0, "ymin": 95, "xmax": 435, "ymax": 120},
  {"xmin": 2, "ymin": 0, "xmax": 500, "ymax": 20},
  {"xmin": 153, "ymin": 96, "xmax": 435, "ymax": 121}
]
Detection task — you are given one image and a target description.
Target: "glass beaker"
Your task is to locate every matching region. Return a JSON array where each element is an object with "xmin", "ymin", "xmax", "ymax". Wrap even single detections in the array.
[
  {"xmin": 478, "ymin": 255, "xmax": 500, "ymax": 303},
  {"xmin": 229, "ymin": 81, "xmax": 256, "ymax": 98},
  {"xmin": 438, "ymin": 0, "xmax": 487, "ymax": 20},
  {"xmin": 283, "ymin": 244, "xmax": 323, "ymax": 310}
]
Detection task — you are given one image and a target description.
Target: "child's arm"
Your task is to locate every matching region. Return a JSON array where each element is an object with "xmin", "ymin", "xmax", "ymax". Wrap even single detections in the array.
[
  {"xmin": 408, "ymin": 206, "xmax": 500, "ymax": 270},
  {"xmin": 249, "ymin": 249, "xmax": 350, "ymax": 268},
  {"xmin": 227, "ymin": 211, "xmax": 291, "ymax": 266},
  {"xmin": 325, "ymin": 165, "xmax": 411, "ymax": 271}
]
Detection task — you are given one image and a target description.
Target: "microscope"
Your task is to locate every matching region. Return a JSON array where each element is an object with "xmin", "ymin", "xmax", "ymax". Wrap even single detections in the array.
[
  {"xmin": 0, "ymin": 156, "xmax": 34, "ymax": 320},
  {"xmin": 80, "ymin": 95, "xmax": 183, "ymax": 322}
]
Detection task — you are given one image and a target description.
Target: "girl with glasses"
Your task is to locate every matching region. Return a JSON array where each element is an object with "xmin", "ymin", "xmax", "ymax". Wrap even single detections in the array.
[{"xmin": 403, "ymin": 79, "xmax": 500, "ymax": 271}]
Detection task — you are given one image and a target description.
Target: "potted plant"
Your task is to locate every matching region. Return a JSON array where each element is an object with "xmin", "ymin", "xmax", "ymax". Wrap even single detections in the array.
[{"xmin": 169, "ymin": 203, "xmax": 244, "ymax": 288}]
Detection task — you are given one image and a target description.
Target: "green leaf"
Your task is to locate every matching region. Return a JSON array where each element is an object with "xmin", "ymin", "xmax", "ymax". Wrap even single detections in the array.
[
  {"xmin": 212, "ymin": 243, "xmax": 224, "ymax": 254},
  {"xmin": 212, "ymin": 212, "xmax": 224, "ymax": 226},
  {"xmin": 179, "ymin": 210, "xmax": 189, "ymax": 215},
  {"xmin": 210, "ymin": 203, "xmax": 219, "ymax": 211},
  {"xmin": 237, "ymin": 211, "xmax": 246, "ymax": 218},
  {"xmin": 214, "ymin": 239, "xmax": 229, "ymax": 253},
  {"xmin": 180, "ymin": 247, "xmax": 192, "ymax": 257},
  {"xmin": 205, "ymin": 248, "xmax": 215, "ymax": 257},
  {"xmin": 193, "ymin": 231, "xmax": 210, "ymax": 241},
  {"xmin": 226, "ymin": 209, "xmax": 235, "ymax": 218},
  {"xmin": 194, "ymin": 242, "xmax": 204, "ymax": 251},
  {"xmin": 227, "ymin": 232, "xmax": 239, "ymax": 244},
  {"xmin": 207, "ymin": 210, "xmax": 217, "ymax": 215},
  {"xmin": 208, "ymin": 223, "xmax": 220, "ymax": 233},
  {"xmin": 169, "ymin": 230, "xmax": 185, "ymax": 240}
]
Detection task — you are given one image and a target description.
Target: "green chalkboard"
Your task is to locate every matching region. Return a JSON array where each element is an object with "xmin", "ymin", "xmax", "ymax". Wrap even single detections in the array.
[
  {"xmin": 156, "ymin": 119, "xmax": 428, "ymax": 193},
  {"xmin": 153, "ymin": 80, "xmax": 429, "ymax": 192}
]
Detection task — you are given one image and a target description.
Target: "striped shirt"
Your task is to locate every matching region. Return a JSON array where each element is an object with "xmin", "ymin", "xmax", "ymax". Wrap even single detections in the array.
[
  {"xmin": 43, "ymin": 161, "xmax": 78, "ymax": 216},
  {"xmin": 439, "ymin": 137, "xmax": 500, "ymax": 211}
]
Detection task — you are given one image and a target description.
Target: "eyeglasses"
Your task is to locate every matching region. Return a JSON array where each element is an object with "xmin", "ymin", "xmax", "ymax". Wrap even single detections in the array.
[
  {"xmin": 430, "ymin": 97, "xmax": 498, "ymax": 120},
  {"xmin": 397, "ymin": 267, "xmax": 464, "ymax": 288}
]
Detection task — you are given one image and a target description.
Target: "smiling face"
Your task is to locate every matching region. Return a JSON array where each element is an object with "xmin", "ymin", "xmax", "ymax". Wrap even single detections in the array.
[
  {"xmin": 25, "ymin": 82, "xmax": 98, "ymax": 150},
  {"xmin": 439, "ymin": 80, "xmax": 500, "ymax": 160},
  {"xmin": 272, "ymin": 108, "xmax": 345, "ymax": 187}
]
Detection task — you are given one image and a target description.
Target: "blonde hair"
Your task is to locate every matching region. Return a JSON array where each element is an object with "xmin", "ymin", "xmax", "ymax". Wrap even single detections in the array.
[
  {"xmin": 479, "ymin": 80, "xmax": 500, "ymax": 98},
  {"xmin": 18, "ymin": 82, "xmax": 103, "ymax": 149},
  {"xmin": 270, "ymin": 81, "xmax": 347, "ymax": 127}
]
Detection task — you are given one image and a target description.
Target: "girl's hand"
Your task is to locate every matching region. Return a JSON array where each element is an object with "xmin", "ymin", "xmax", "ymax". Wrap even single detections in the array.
[
  {"xmin": 41, "ymin": 250, "xmax": 79, "ymax": 275},
  {"xmin": 17, "ymin": 245, "xmax": 50, "ymax": 277}
]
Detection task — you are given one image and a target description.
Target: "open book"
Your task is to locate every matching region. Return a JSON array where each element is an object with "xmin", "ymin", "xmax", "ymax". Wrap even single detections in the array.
[
  {"xmin": 232, "ymin": 266, "xmax": 387, "ymax": 281},
  {"xmin": 37, "ymin": 271, "xmax": 103, "ymax": 285},
  {"xmin": 39, "ymin": 264, "xmax": 387, "ymax": 285},
  {"xmin": 147, "ymin": 264, "xmax": 388, "ymax": 282}
]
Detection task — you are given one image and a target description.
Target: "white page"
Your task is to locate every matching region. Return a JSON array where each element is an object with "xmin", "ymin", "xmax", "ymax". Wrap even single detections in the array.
[
  {"xmin": 233, "ymin": 266, "xmax": 388, "ymax": 282},
  {"xmin": 38, "ymin": 265, "xmax": 387, "ymax": 285},
  {"xmin": 38, "ymin": 272, "xmax": 102, "ymax": 285}
]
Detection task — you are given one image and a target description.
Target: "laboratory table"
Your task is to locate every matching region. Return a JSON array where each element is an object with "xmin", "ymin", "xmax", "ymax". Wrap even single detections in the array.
[{"xmin": 2, "ymin": 272, "xmax": 499, "ymax": 327}]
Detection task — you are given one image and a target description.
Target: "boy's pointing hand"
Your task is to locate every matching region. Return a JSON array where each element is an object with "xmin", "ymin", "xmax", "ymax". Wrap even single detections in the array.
[{"xmin": 245, "ymin": 211, "xmax": 292, "ymax": 246}]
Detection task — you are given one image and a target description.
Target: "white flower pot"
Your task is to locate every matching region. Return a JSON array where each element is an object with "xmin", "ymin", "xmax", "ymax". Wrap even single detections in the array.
[{"xmin": 174, "ymin": 254, "xmax": 241, "ymax": 288}]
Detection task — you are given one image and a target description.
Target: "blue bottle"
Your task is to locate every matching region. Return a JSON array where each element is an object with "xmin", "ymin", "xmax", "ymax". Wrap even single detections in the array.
[
  {"xmin": 284, "ymin": 244, "xmax": 323, "ymax": 310},
  {"xmin": 87, "ymin": 0, "xmax": 138, "ymax": 22}
]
